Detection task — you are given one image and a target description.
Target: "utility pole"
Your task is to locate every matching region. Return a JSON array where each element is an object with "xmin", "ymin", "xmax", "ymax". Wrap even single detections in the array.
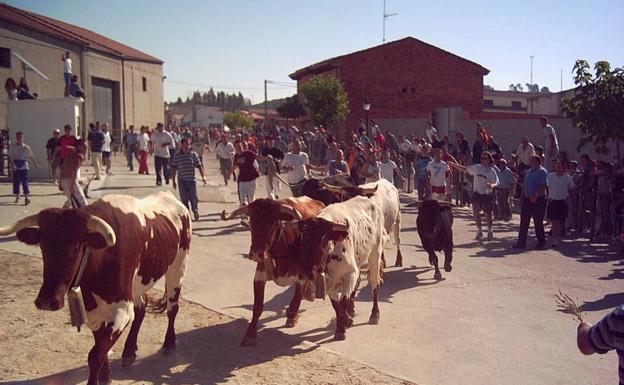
[
  {"xmin": 530, "ymin": 55, "xmax": 535, "ymax": 86},
  {"xmin": 560, "ymin": 68, "xmax": 563, "ymax": 92},
  {"xmin": 264, "ymin": 79, "xmax": 268, "ymax": 130},
  {"xmin": 383, "ymin": 0, "xmax": 398, "ymax": 43}
]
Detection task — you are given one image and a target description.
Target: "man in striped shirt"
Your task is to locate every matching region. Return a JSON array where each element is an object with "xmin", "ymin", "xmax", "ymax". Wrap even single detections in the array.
[
  {"xmin": 170, "ymin": 138, "xmax": 206, "ymax": 221},
  {"xmin": 577, "ymin": 305, "xmax": 624, "ymax": 384}
]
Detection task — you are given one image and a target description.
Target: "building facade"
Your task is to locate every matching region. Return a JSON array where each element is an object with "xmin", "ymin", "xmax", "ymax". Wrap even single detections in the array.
[
  {"xmin": 0, "ymin": 3, "xmax": 164, "ymax": 144},
  {"xmin": 290, "ymin": 37, "xmax": 489, "ymax": 138}
]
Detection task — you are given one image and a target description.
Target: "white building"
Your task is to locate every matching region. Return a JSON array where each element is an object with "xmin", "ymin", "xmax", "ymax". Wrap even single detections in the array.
[{"xmin": 182, "ymin": 105, "xmax": 224, "ymax": 128}]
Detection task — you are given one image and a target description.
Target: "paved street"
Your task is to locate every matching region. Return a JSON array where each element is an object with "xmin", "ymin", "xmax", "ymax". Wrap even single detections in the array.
[{"xmin": 1, "ymin": 153, "xmax": 622, "ymax": 385}]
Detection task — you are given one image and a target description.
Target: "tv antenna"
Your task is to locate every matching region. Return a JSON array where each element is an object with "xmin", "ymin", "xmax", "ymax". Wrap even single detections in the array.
[
  {"xmin": 383, "ymin": 0, "xmax": 398, "ymax": 43},
  {"xmin": 12, "ymin": 52, "xmax": 49, "ymax": 80}
]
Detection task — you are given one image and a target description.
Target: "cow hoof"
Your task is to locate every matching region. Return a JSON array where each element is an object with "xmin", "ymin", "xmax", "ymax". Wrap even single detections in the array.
[
  {"xmin": 434, "ymin": 271, "xmax": 442, "ymax": 280},
  {"xmin": 121, "ymin": 355, "xmax": 136, "ymax": 367},
  {"xmin": 334, "ymin": 332, "xmax": 346, "ymax": 341},
  {"xmin": 161, "ymin": 346, "xmax": 176, "ymax": 356},
  {"xmin": 241, "ymin": 335, "xmax": 257, "ymax": 347},
  {"xmin": 369, "ymin": 314, "xmax": 380, "ymax": 325},
  {"xmin": 284, "ymin": 317, "xmax": 298, "ymax": 328},
  {"xmin": 444, "ymin": 264, "xmax": 452, "ymax": 272}
]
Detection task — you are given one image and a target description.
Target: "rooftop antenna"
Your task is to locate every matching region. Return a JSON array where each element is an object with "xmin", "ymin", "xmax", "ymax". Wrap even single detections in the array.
[
  {"xmin": 560, "ymin": 68, "xmax": 563, "ymax": 92},
  {"xmin": 12, "ymin": 52, "xmax": 49, "ymax": 80},
  {"xmin": 383, "ymin": 0, "xmax": 398, "ymax": 43}
]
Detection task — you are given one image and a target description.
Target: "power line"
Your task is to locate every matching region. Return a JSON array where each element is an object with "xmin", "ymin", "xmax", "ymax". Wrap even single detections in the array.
[{"xmin": 166, "ymin": 79, "xmax": 296, "ymax": 90}]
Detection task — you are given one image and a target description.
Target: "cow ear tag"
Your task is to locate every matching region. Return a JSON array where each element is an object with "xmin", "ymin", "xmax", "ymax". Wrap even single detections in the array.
[{"xmin": 67, "ymin": 286, "xmax": 87, "ymax": 332}]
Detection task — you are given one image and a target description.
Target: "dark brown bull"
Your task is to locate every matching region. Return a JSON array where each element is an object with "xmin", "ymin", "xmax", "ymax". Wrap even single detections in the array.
[
  {"xmin": 221, "ymin": 196, "xmax": 325, "ymax": 346},
  {"xmin": 0, "ymin": 192, "xmax": 191, "ymax": 385},
  {"xmin": 415, "ymin": 198, "xmax": 454, "ymax": 280}
]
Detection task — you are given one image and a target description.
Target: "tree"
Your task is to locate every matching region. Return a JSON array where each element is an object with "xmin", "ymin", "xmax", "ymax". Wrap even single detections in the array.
[
  {"xmin": 276, "ymin": 95, "xmax": 305, "ymax": 120},
  {"xmin": 300, "ymin": 75, "xmax": 349, "ymax": 129},
  {"xmin": 509, "ymin": 83, "xmax": 524, "ymax": 92},
  {"xmin": 483, "ymin": 85, "xmax": 494, "ymax": 91},
  {"xmin": 540, "ymin": 86, "xmax": 551, "ymax": 93},
  {"xmin": 561, "ymin": 60, "xmax": 624, "ymax": 155},
  {"xmin": 175, "ymin": 97, "xmax": 183, "ymax": 105},
  {"xmin": 526, "ymin": 83, "xmax": 540, "ymax": 92},
  {"xmin": 224, "ymin": 111, "xmax": 254, "ymax": 130},
  {"xmin": 191, "ymin": 90, "xmax": 202, "ymax": 104}
]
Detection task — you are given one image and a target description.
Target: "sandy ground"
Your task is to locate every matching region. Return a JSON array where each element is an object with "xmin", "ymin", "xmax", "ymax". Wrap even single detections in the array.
[{"xmin": 0, "ymin": 250, "xmax": 413, "ymax": 385}]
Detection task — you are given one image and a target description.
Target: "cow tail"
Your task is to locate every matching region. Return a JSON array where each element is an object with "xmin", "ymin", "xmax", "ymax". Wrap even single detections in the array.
[{"xmin": 146, "ymin": 289, "xmax": 168, "ymax": 314}]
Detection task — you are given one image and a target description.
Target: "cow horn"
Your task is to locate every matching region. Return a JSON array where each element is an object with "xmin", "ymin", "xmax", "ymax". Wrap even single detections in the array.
[
  {"xmin": 279, "ymin": 204, "xmax": 302, "ymax": 220},
  {"xmin": 320, "ymin": 181, "xmax": 343, "ymax": 193},
  {"xmin": 221, "ymin": 205, "xmax": 250, "ymax": 220},
  {"xmin": 86, "ymin": 215, "xmax": 116, "ymax": 247},
  {"xmin": 331, "ymin": 221, "xmax": 349, "ymax": 232},
  {"xmin": 359, "ymin": 185, "xmax": 378, "ymax": 195},
  {"xmin": 0, "ymin": 214, "xmax": 39, "ymax": 236}
]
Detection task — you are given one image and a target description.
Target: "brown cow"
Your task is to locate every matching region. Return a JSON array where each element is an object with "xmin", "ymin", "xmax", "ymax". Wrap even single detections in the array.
[
  {"xmin": 221, "ymin": 196, "xmax": 325, "ymax": 346},
  {"xmin": 0, "ymin": 192, "xmax": 191, "ymax": 385}
]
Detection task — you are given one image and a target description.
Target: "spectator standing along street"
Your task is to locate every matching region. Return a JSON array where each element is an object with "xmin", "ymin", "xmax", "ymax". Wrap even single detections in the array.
[
  {"xmin": 8, "ymin": 131, "xmax": 38, "ymax": 205},
  {"xmin": 495, "ymin": 159, "xmax": 516, "ymax": 221},
  {"xmin": 281, "ymin": 140, "xmax": 310, "ymax": 184},
  {"xmin": 45, "ymin": 129, "xmax": 61, "ymax": 183},
  {"xmin": 170, "ymin": 138, "xmax": 206, "ymax": 221},
  {"xmin": 426, "ymin": 147, "xmax": 450, "ymax": 195},
  {"xmin": 541, "ymin": 116, "xmax": 559, "ymax": 171},
  {"xmin": 101, "ymin": 123, "xmax": 113, "ymax": 175},
  {"xmin": 151, "ymin": 123, "xmax": 173, "ymax": 186},
  {"xmin": 87, "ymin": 122, "xmax": 104, "ymax": 180},
  {"xmin": 215, "ymin": 134, "xmax": 235, "ymax": 186},
  {"xmin": 449, "ymin": 151, "xmax": 499, "ymax": 241},
  {"xmin": 546, "ymin": 160, "xmax": 575, "ymax": 247},
  {"xmin": 138, "ymin": 126, "xmax": 150, "ymax": 174},
  {"xmin": 123, "ymin": 125, "xmax": 139, "ymax": 171},
  {"xmin": 514, "ymin": 155, "xmax": 548, "ymax": 249}
]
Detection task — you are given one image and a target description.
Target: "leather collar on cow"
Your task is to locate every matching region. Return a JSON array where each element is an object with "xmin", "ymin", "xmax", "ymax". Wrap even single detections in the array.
[{"xmin": 70, "ymin": 245, "xmax": 90, "ymax": 288}]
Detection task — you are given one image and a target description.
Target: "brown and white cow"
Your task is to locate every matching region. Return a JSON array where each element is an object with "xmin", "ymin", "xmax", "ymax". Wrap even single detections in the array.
[
  {"xmin": 322, "ymin": 178, "xmax": 403, "ymax": 266},
  {"xmin": 0, "ymin": 191, "xmax": 191, "ymax": 385},
  {"xmin": 221, "ymin": 196, "xmax": 325, "ymax": 346},
  {"xmin": 288, "ymin": 196, "xmax": 387, "ymax": 340}
]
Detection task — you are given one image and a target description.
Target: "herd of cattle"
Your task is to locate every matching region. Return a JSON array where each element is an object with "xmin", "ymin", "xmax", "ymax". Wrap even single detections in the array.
[{"xmin": 0, "ymin": 174, "xmax": 454, "ymax": 385}]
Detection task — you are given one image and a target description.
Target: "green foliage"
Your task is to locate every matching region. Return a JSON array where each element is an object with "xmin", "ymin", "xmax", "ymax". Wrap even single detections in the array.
[
  {"xmin": 509, "ymin": 83, "xmax": 523, "ymax": 92},
  {"xmin": 170, "ymin": 88, "xmax": 250, "ymax": 112},
  {"xmin": 561, "ymin": 60, "xmax": 624, "ymax": 155},
  {"xmin": 276, "ymin": 95, "xmax": 305, "ymax": 119},
  {"xmin": 223, "ymin": 111, "xmax": 254, "ymax": 130},
  {"xmin": 300, "ymin": 75, "xmax": 349, "ymax": 128},
  {"xmin": 525, "ymin": 83, "xmax": 551, "ymax": 93}
]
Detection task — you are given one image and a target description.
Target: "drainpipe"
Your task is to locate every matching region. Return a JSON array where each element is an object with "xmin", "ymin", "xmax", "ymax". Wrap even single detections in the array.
[
  {"xmin": 80, "ymin": 46, "xmax": 88, "ymax": 139},
  {"xmin": 121, "ymin": 57, "xmax": 126, "ymax": 133}
]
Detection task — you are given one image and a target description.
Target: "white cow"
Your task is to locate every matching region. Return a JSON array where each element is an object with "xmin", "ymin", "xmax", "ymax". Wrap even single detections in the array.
[
  {"xmin": 288, "ymin": 196, "xmax": 387, "ymax": 340},
  {"xmin": 323, "ymin": 178, "xmax": 403, "ymax": 266}
]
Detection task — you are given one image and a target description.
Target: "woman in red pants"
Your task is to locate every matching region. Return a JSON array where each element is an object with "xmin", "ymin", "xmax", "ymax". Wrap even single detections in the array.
[{"xmin": 138, "ymin": 125, "xmax": 150, "ymax": 174}]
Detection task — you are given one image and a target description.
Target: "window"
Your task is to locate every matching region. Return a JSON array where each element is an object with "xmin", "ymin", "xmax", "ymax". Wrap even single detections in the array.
[
  {"xmin": 142, "ymin": 77, "xmax": 147, "ymax": 92},
  {"xmin": 0, "ymin": 48, "xmax": 10, "ymax": 68},
  {"xmin": 483, "ymin": 99, "xmax": 494, "ymax": 107},
  {"xmin": 511, "ymin": 101, "xmax": 522, "ymax": 109}
]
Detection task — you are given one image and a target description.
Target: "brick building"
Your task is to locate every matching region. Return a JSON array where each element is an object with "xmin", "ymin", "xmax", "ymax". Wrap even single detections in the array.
[{"xmin": 290, "ymin": 37, "xmax": 489, "ymax": 138}]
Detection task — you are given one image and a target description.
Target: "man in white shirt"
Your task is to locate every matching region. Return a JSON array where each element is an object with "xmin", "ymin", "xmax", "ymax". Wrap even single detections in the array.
[
  {"xmin": 541, "ymin": 116, "xmax": 559, "ymax": 171},
  {"xmin": 216, "ymin": 134, "xmax": 236, "ymax": 186},
  {"xmin": 379, "ymin": 150, "xmax": 403, "ymax": 186},
  {"xmin": 425, "ymin": 120, "xmax": 437, "ymax": 143},
  {"xmin": 398, "ymin": 135, "xmax": 413, "ymax": 155},
  {"xmin": 101, "ymin": 123, "xmax": 113, "ymax": 175},
  {"xmin": 546, "ymin": 159, "xmax": 575, "ymax": 246},
  {"xmin": 426, "ymin": 147, "xmax": 450, "ymax": 195},
  {"xmin": 151, "ymin": 123, "xmax": 174, "ymax": 186},
  {"xmin": 449, "ymin": 151, "xmax": 499, "ymax": 241},
  {"xmin": 62, "ymin": 51, "xmax": 72, "ymax": 97},
  {"xmin": 137, "ymin": 126, "xmax": 150, "ymax": 174},
  {"xmin": 516, "ymin": 136, "xmax": 536, "ymax": 173},
  {"xmin": 281, "ymin": 140, "xmax": 310, "ymax": 184}
]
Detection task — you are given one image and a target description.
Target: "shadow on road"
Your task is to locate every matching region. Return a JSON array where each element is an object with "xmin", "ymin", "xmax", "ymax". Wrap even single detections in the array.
[
  {"xmin": 581, "ymin": 292, "xmax": 624, "ymax": 312},
  {"xmin": 19, "ymin": 318, "xmax": 321, "ymax": 385}
]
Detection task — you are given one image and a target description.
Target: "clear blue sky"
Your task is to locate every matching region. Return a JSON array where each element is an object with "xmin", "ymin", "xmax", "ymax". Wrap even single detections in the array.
[{"xmin": 7, "ymin": 0, "xmax": 624, "ymax": 104}]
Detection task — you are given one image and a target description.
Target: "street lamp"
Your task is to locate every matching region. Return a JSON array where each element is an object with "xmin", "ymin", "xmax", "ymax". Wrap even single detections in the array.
[{"xmin": 363, "ymin": 98, "xmax": 371, "ymax": 133}]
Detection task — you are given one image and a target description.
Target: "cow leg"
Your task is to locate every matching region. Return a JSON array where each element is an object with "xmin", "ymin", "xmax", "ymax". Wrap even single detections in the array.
[
  {"xmin": 380, "ymin": 251, "xmax": 387, "ymax": 268},
  {"xmin": 242, "ymin": 264, "xmax": 266, "ymax": 346},
  {"xmin": 347, "ymin": 274, "xmax": 362, "ymax": 318},
  {"xmin": 393, "ymin": 220, "xmax": 403, "ymax": 267},
  {"xmin": 369, "ymin": 287, "xmax": 380, "ymax": 325},
  {"xmin": 428, "ymin": 250, "xmax": 442, "ymax": 280},
  {"xmin": 162, "ymin": 248, "xmax": 189, "ymax": 353},
  {"xmin": 121, "ymin": 301, "xmax": 146, "ymax": 367},
  {"xmin": 444, "ymin": 247, "xmax": 453, "ymax": 273},
  {"xmin": 285, "ymin": 283, "xmax": 304, "ymax": 328},
  {"xmin": 331, "ymin": 296, "xmax": 350, "ymax": 341},
  {"xmin": 87, "ymin": 324, "xmax": 123, "ymax": 385}
]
